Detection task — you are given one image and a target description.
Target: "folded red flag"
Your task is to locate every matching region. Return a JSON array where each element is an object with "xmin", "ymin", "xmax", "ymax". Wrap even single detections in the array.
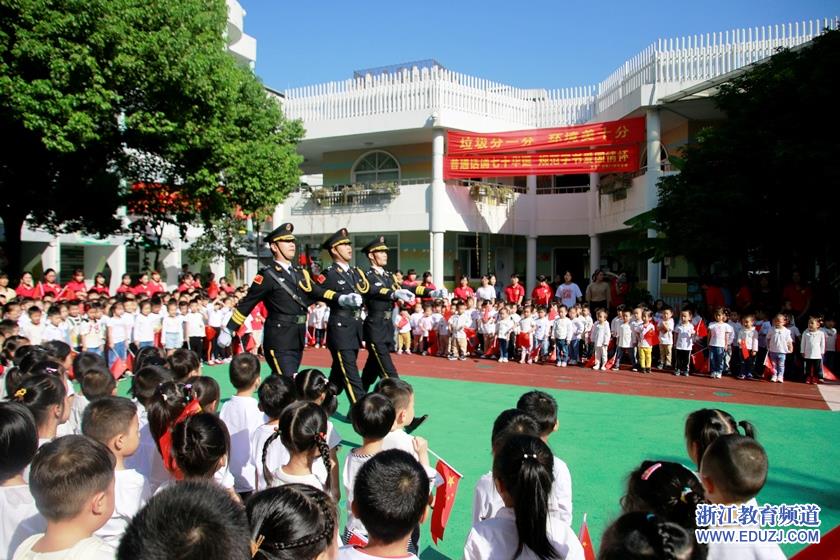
[
  {"xmin": 516, "ymin": 332, "xmax": 531, "ymax": 349},
  {"xmin": 739, "ymin": 339, "xmax": 750, "ymax": 360},
  {"xmin": 583, "ymin": 354, "xmax": 597, "ymax": 368},
  {"xmin": 579, "ymin": 514, "xmax": 596, "ymax": 560},
  {"xmin": 604, "ymin": 354, "xmax": 616, "ymax": 369},
  {"xmin": 696, "ymin": 319, "xmax": 708, "ymax": 338},
  {"xmin": 428, "ymin": 330, "xmax": 439, "ymax": 356},
  {"xmin": 691, "ymin": 348, "xmax": 709, "ymax": 374},
  {"xmin": 822, "ymin": 363, "xmax": 837, "ymax": 382},
  {"xmin": 763, "ymin": 353, "xmax": 776, "ymax": 379},
  {"xmin": 430, "ymin": 458, "xmax": 462, "ymax": 544},
  {"xmin": 346, "ymin": 531, "xmax": 368, "ymax": 547}
]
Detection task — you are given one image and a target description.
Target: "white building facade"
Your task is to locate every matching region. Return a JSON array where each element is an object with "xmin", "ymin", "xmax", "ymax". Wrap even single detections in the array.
[{"xmin": 276, "ymin": 18, "xmax": 836, "ymax": 302}]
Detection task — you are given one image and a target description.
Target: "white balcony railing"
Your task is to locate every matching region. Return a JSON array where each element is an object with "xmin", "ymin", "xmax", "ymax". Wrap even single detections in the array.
[{"xmin": 282, "ymin": 17, "xmax": 838, "ymax": 127}]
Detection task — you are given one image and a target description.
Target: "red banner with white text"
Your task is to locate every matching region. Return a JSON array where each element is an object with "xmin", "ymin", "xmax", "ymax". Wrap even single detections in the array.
[
  {"xmin": 444, "ymin": 145, "xmax": 640, "ymax": 178},
  {"xmin": 447, "ymin": 117, "xmax": 645, "ymax": 155}
]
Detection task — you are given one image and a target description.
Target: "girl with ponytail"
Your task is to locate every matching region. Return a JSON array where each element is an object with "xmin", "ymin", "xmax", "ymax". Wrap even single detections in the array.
[
  {"xmin": 263, "ymin": 401, "xmax": 332, "ymax": 496},
  {"xmin": 464, "ymin": 434, "xmax": 584, "ymax": 560},
  {"xmin": 251, "ymin": 375, "xmax": 297, "ymax": 492},
  {"xmin": 599, "ymin": 512, "xmax": 704, "ymax": 560},
  {"xmin": 295, "ymin": 369, "xmax": 342, "ymax": 499},
  {"xmin": 684, "ymin": 408, "xmax": 756, "ymax": 469},
  {"xmin": 12, "ymin": 373, "xmax": 69, "ymax": 446},
  {"xmin": 146, "ymin": 381, "xmax": 201, "ymax": 479},
  {"xmin": 247, "ymin": 484, "xmax": 338, "ymax": 560}
]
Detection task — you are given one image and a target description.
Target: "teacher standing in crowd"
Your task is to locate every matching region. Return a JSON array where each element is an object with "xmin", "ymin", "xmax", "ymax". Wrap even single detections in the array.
[{"xmin": 585, "ymin": 269, "xmax": 611, "ymax": 313}]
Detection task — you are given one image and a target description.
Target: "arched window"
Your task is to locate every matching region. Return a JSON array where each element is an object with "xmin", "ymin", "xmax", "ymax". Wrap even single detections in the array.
[{"xmin": 352, "ymin": 151, "xmax": 400, "ymax": 184}]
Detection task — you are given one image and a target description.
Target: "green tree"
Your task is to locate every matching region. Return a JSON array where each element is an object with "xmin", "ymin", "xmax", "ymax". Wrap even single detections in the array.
[
  {"xmin": 633, "ymin": 28, "xmax": 839, "ymax": 275},
  {"xmin": 185, "ymin": 213, "xmax": 254, "ymax": 281},
  {"xmin": 0, "ymin": 0, "xmax": 303, "ymax": 277}
]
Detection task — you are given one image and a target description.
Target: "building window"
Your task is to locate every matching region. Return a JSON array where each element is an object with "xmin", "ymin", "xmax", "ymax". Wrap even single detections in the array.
[
  {"xmin": 352, "ymin": 151, "xmax": 400, "ymax": 184},
  {"xmin": 457, "ymin": 234, "xmax": 485, "ymax": 281},
  {"xmin": 59, "ymin": 246, "xmax": 84, "ymax": 283},
  {"xmin": 536, "ymin": 174, "xmax": 590, "ymax": 194}
]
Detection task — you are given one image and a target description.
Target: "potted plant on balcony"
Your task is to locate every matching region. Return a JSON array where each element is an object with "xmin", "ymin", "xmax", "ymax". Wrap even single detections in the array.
[{"xmin": 311, "ymin": 187, "xmax": 332, "ymax": 207}]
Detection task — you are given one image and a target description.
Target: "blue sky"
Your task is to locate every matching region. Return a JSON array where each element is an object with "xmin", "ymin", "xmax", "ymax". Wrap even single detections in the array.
[{"xmin": 242, "ymin": 0, "xmax": 836, "ymax": 91}]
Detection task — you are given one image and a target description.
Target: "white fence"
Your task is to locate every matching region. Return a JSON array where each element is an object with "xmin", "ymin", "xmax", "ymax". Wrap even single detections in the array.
[{"xmin": 283, "ymin": 17, "xmax": 838, "ymax": 127}]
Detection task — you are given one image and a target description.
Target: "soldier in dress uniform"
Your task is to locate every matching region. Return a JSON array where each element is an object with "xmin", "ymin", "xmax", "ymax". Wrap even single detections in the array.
[
  {"xmin": 318, "ymin": 229, "xmax": 414, "ymax": 406},
  {"xmin": 359, "ymin": 235, "xmax": 448, "ymax": 390},
  {"xmin": 217, "ymin": 223, "xmax": 361, "ymax": 377}
]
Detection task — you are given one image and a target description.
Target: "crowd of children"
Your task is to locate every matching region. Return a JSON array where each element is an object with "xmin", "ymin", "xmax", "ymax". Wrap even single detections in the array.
[{"xmin": 0, "ymin": 330, "xmax": 787, "ymax": 559}]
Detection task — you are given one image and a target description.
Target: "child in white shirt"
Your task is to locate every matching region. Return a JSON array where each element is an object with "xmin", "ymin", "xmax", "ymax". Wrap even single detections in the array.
[
  {"xmin": 612, "ymin": 310, "xmax": 634, "ymax": 371},
  {"xmin": 707, "ymin": 309, "xmax": 734, "ymax": 379},
  {"xmin": 396, "ymin": 310, "xmax": 412, "ymax": 354},
  {"xmin": 736, "ymin": 315, "xmax": 759, "ymax": 380},
  {"xmin": 219, "ymin": 354, "xmax": 266, "ymax": 496},
  {"xmin": 40, "ymin": 309, "xmax": 68, "ymax": 345},
  {"xmin": 552, "ymin": 306, "xmax": 573, "ymax": 367},
  {"xmin": 184, "ymin": 301, "xmax": 207, "ymax": 360},
  {"xmin": 532, "ymin": 307, "xmax": 551, "ymax": 363},
  {"xmin": 133, "ymin": 301, "xmax": 158, "ymax": 349},
  {"xmin": 518, "ymin": 307, "xmax": 535, "ymax": 364},
  {"xmin": 822, "ymin": 317, "xmax": 837, "ymax": 375},
  {"xmin": 801, "ymin": 316, "xmax": 826, "ymax": 384},
  {"xmin": 79, "ymin": 304, "xmax": 106, "ymax": 356},
  {"xmin": 433, "ymin": 303, "xmax": 449, "ymax": 357},
  {"xmin": 495, "ymin": 308, "xmax": 515, "ymax": 363},
  {"xmin": 590, "ymin": 309, "xmax": 612, "ymax": 370},
  {"xmin": 673, "ymin": 310, "xmax": 696, "ymax": 376},
  {"xmin": 161, "ymin": 302, "xmax": 186, "ymax": 354},
  {"xmin": 766, "ymin": 314, "xmax": 793, "ymax": 383},
  {"xmin": 657, "ymin": 308, "xmax": 675, "ymax": 370},
  {"xmin": 448, "ymin": 301, "xmax": 470, "ymax": 361},
  {"xmin": 21, "ymin": 308, "xmax": 45, "ymax": 346},
  {"xmin": 81, "ymin": 397, "xmax": 151, "ymax": 547}
]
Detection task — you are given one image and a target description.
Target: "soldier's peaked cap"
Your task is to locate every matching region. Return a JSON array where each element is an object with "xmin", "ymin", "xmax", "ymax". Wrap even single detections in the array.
[
  {"xmin": 265, "ymin": 223, "xmax": 295, "ymax": 243},
  {"xmin": 322, "ymin": 228, "xmax": 351, "ymax": 251},
  {"xmin": 360, "ymin": 236, "xmax": 388, "ymax": 254}
]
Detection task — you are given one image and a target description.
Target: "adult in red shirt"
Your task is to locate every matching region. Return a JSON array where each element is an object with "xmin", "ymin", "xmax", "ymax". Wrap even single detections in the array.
[
  {"xmin": 38, "ymin": 269, "xmax": 61, "ymax": 299},
  {"xmin": 15, "ymin": 271, "xmax": 38, "ymax": 299},
  {"xmin": 419, "ymin": 271, "xmax": 436, "ymax": 302},
  {"xmin": 504, "ymin": 274, "xmax": 525, "ymax": 306},
  {"xmin": 205, "ymin": 273, "xmax": 220, "ymax": 299},
  {"xmin": 400, "ymin": 269, "xmax": 420, "ymax": 291},
  {"xmin": 132, "ymin": 272, "xmax": 154, "ymax": 298},
  {"xmin": 90, "ymin": 273, "xmax": 110, "ymax": 296},
  {"xmin": 453, "ymin": 276, "xmax": 475, "ymax": 302},
  {"xmin": 178, "ymin": 273, "xmax": 197, "ymax": 293},
  {"xmin": 782, "ymin": 271, "xmax": 812, "ymax": 323},
  {"xmin": 531, "ymin": 275, "xmax": 552, "ymax": 307},
  {"xmin": 62, "ymin": 269, "xmax": 88, "ymax": 300},
  {"xmin": 148, "ymin": 270, "xmax": 166, "ymax": 296},
  {"xmin": 220, "ymin": 277, "xmax": 235, "ymax": 295},
  {"xmin": 116, "ymin": 273, "xmax": 133, "ymax": 294}
]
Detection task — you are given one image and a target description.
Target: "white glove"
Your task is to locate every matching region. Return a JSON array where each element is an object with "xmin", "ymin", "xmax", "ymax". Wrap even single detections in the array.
[
  {"xmin": 338, "ymin": 293, "xmax": 363, "ymax": 309},
  {"xmin": 391, "ymin": 289, "xmax": 416, "ymax": 304},
  {"xmin": 429, "ymin": 288, "xmax": 449, "ymax": 299},
  {"xmin": 217, "ymin": 328, "xmax": 233, "ymax": 348}
]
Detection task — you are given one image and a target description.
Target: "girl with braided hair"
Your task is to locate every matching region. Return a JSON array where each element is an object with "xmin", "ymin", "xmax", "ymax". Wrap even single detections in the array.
[
  {"xmin": 247, "ymin": 483, "xmax": 339, "ymax": 560},
  {"xmin": 621, "ymin": 461, "xmax": 708, "ymax": 530},
  {"xmin": 599, "ymin": 512, "xmax": 704, "ymax": 560},
  {"xmin": 264, "ymin": 401, "xmax": 333, "ymax": 496},
  {"xmin": 250, "ymin": 375, "xmax": 297, "ymax": 492},
  {"xmin": 295, "ymin": 369, "xmax": 343, "ymax": 499},
  {"xmin": 464, "ymin": 434, "xmax": 584, "ymax": 560}
]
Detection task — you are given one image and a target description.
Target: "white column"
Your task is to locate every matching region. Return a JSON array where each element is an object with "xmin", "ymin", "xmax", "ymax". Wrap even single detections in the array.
[
  {"xmin": 161, "ymin": 241, "xmax": 182, "ymax": 291},
  {"xmin": 41, "ymin": 239, "xmax": 60, "ymax": 274},
  {"xmin": 525, "ymin": 174, "xmax": 538, "ymax": 292},
  {"xmin": 588, "ymin": 172, "xmax": 600, "ymax": 277},
  {"xmin": 645, "ymin": 108, "xmax": 662, "ymax": 298},
  {"xmin": 84, "ymin": 246, "xmax": 112, "ymax": 283},
  {"xmin": 589, "ymin": 234, "xmax": 600, "ymax": 276},
  {"xmin": 430, "ymin": 129, "xmax": 446, "ymax": 287},
  {"xmin": 106, "ymin": 245, "xmax": 126, "ymax": 294}
]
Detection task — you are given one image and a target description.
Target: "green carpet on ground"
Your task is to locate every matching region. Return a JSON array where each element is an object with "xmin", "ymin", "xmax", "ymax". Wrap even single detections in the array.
[{"xmin": 120, "ymin": 363, "xmax": 840, "ymax": 559}]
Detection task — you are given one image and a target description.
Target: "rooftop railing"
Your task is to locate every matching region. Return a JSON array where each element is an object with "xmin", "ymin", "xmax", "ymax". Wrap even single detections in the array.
[{"xmin": 282, "ymin": 17, "xmax": 838, "ymax": 127}]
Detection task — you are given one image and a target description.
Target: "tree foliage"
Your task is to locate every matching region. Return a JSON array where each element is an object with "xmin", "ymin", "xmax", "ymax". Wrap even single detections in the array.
[
  {"xmin": 185, "ymin": 213, "xmax": 253, "ymax": 279},
  {"xmin": 633, "ymin": 29, "xmax": 840, "ymax": 273},
  {"xmin": 0, "ymin": 0, "xmax": 303, "ymax": 275}
]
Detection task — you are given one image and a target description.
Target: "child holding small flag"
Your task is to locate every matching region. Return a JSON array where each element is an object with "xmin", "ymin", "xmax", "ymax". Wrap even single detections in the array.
[
  {"xmin": 673, "ymin": 310, "xmax": 695, "ymax": 376},
  {"xmin": 707, "ymin": 308, "xmax": 733, "ymax": 379},
  {"xmin": 736, "ymin": 314, "xmax": 759, "ymax": 380},
  {"xmin": 766, "ymin": 313, "xmax": 793, "ymax": 383},
  {"xmin": 634, "ymin": 310, "xmax": 656, "ymax": 374},
  {"xmin": 801, "ymin": 316, "xmax": 826, "ymax": 384}
]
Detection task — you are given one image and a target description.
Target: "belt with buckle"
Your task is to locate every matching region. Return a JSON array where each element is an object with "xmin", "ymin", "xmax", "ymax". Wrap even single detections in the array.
[
  {"xmin": 275, "ymin": 313, "xmax": 307, "ymax": 325},
  {"xmin": 334, "ymin": 309, "xmax": 362, "ymax": 320},
  {"xmin": 368, "ymin": 310, "xmax": 392, "ymax": 321}
]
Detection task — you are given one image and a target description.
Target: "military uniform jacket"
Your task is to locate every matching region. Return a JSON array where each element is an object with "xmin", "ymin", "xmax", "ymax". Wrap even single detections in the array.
[
  {"xmin": 321, "ymin": 263, "xmax": 370, "ymax": 351},
  {"xmin": 227, "ymin": 262, "xmax": 336, "ymax": 350},
  {"xmin": 362, "ymin": 267, "xmax": 431, "ymax": 343}
]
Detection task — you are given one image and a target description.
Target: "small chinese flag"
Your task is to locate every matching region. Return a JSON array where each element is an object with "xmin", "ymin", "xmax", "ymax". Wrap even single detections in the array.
[
  {"xmin": 465, "ymin": 328, "xmax": 480, "ymax": 354},
  {"xmin": 643, "ymin": 327, "xmax": 659, "ymax": 347},
  {"xmin": 579, "ymin": 514, "xmax": 596, "ymax": 560},
  {"xmin": 428, "ymin": 330, "xmax": 439, "ymax": 356},
  {"xmin": 791, "ymin": 523, "xmax": 840, "ymax": 559},
  {"xmin": 822, "ymin": 363, "xmax": 837, "ymax": 382},
  {"xmin": 763, "ymin": 353, "xmax": 776, "ymax": 379},
  {"xmin": 583, "ymin": 354, "xmax": 597, "ymax": 368},
  {"xmin": 346, "ymin": 531, "xmax": 368, "ymax": 547},
  {"xmin": 109, "ymin": 356, "xmax": 127, "ymax": 380},
  {"xmin": 604, "ymin": 352, "xmax": 617, "ymax": 370},
  {"xmin": 430, "ymin": 458, "xmax": 462, "ymax": 544},
  {"xmin": 125, "ymin": 349, "xmax": 134, "ymax": 374},
  {"xmin": 691, "ymin": 348, "xmax": 709, "ymax": 374},
  {"xmin": 739, "ymin": 340, "xmax": 750, "ymax": 360},
  {"xmin": 516, "ymin": 332, "xmax": 531, "ymax": 350},
  {"xmin": 696, "ymin": 319, "xmax": 708, "ymax": 338}
]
